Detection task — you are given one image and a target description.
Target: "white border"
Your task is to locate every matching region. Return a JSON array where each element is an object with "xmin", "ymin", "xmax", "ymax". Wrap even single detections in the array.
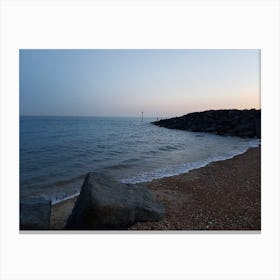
[{"xmin": 1, "ymin": 0, "xmax": 279, "ymax": 279}]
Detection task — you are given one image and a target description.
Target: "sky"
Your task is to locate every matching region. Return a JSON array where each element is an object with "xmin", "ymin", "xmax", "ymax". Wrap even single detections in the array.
[{"xmin": 20, "ymin": 49, "xmax": 260, "ymax": 118}]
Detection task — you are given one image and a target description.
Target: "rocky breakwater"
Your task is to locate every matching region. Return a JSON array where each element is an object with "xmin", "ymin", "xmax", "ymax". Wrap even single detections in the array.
[
  {"xmin": 65, "ymin": 172, "xmax": 165, "ymax": 230},
  {"xmin": 153, "ymin": 109, "xmax": 261, "ymax": 138}
]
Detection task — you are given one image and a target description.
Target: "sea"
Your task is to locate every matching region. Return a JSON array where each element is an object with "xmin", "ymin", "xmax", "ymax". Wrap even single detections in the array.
[{"xmin": 20, "ymin": 116, "xmax": 260, "ymax": 204}]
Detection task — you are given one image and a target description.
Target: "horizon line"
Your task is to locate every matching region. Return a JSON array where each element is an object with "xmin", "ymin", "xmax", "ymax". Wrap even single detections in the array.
[
  {"xmin": 20, "ymin": 115, "xmax": 158, "ymax": 118},
  {"xmin": 19, "ymin": 108, "xmax": 261, "ymax": 119}
]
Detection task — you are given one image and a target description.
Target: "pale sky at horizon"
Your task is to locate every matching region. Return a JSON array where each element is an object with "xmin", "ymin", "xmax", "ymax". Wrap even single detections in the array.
[{"xmin": 20, "ymin": 49, "xmax": 260, "ymax": 118}]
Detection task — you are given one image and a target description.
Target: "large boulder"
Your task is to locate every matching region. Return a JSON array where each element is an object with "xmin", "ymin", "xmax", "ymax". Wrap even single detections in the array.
[
  {"xmin": 20, "ymin": 198, "xmax": 51, "ymax": 230},
  {"xmin": 65, "ymin": 172, "xmax": 165, "ymax": 230}
]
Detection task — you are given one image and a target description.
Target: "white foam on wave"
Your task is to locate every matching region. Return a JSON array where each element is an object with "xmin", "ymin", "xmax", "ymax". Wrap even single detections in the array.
[
  {"xmin": 121, "ymin": 139, "xmax": 260, "ymax": 184},
  {"xmin": 51, "ymin": 192, "xmax": 80, "ymax": 205}
]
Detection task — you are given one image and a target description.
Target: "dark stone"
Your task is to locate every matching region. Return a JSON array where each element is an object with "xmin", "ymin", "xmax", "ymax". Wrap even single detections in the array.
[
  {"xmin": 152, "ymin": 109, "xmax": 261, "ymax": 139},
  {"xmin": 65, "ymin": 172, "xmax": 165, "ymax": 230},
  {"xmin": 20, "ymin": 198, "xmax": 51, "ymax": 230}
]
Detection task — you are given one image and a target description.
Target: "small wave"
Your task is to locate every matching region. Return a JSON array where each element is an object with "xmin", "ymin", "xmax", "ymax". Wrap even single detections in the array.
[
  {"xmin": 51, "ymin": 192, "xmax": 80, "ymax": 205},
  {"xmin": 121, "ymin": 158, "xmax": 141, "ymax": 164},
  {"xmin": 108, "ymin": 151, "xmax": 123, "ymax": 156},
  {"xmin": 21, "ymin": 173, "xmax": 85, "ymax": 190},
  {"xmin": 52, "ymin": 174, "xmax": 86, "ymax": 187},
  {"xmin": 158, "ymin": 145, "xmax": 179, "ymax": 151},
  {"xmin": 104, "ymin": 162, "xmax": 136, "ymax": 170},
  {"xmin": 121, "ymin": 141, "xmax": 260, "ymax": 184}
]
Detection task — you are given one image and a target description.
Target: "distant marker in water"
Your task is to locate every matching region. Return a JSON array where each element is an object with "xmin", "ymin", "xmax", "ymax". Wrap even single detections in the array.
[{"xmin": 141, "ymin": 112, "xmax": 143, "ymax": 122}]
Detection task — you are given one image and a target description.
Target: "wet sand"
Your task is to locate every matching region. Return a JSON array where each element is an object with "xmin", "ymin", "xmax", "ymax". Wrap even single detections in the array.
[{"xmin": 51, "ymin": 147, "xmax": 261, "ymax": 230}]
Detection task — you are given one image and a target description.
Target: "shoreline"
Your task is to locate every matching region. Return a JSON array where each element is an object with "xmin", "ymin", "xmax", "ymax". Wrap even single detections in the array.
[
  {"xmin": 51, "ymin": 146, "xmax": 261, "ymax": 230},
  {"xmin": 51, "ymin": 142, "xmax": 259, "ymax": 205}
]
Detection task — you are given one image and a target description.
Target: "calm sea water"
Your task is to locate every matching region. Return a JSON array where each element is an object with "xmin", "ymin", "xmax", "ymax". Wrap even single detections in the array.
[{"xmin": 20, "ymin": 116, "xmax": 260, "ymax": 203}]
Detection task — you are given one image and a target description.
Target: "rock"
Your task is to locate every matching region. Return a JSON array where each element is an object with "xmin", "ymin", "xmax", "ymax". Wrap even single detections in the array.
[
  {"xmin": 204, "ymin": 126, "xmax": 216, "ymax": 133},
  {"xmin": 20, "ymin": 198, "xmax": 51, "ymax": 230},
  {"xmin": 65, "ymin": 172, "xmax": 165, "ymax": 230},
  {"xmin": 153, "ymin": 109, "xmax": 261, "ymax": 138}
]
